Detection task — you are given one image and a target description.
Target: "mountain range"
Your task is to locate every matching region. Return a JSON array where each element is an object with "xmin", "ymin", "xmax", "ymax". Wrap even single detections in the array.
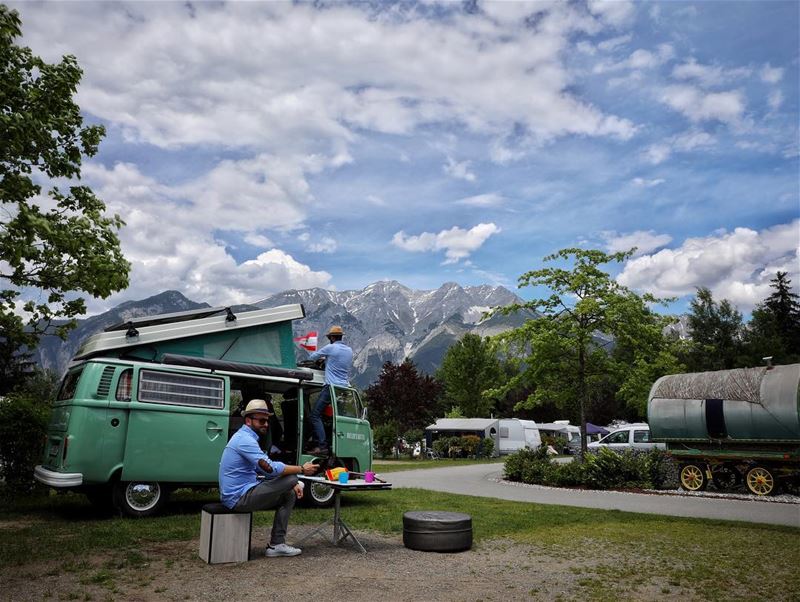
[{"xmin": 35, "ymin": 281, "xmax": 533, "ymax": 388}]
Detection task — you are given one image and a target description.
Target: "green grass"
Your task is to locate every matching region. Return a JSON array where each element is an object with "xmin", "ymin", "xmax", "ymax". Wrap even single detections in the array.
[
  {"xmin": 1, "ymin": 488, "xmax": 798, "ymax": 601},
  {"xmin": 373, "ymin": 457, "xmax": 504, "ymax": 472}
]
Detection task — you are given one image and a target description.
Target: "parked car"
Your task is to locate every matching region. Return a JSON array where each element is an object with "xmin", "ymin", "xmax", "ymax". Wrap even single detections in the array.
[{"xmin": 587, "ymin": 424, "xmax": 665, "ymax": 451}]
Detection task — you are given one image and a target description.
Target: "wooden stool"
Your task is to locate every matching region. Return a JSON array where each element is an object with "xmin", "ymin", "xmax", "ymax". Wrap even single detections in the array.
[{"xmin": 199, "ymin": 503, "xmax": 253, "ymax": 564}]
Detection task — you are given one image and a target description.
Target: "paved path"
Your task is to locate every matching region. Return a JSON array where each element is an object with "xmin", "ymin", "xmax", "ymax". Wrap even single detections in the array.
[{"xmin": 385, "ymin": 464, "xmax": 800, "ymax": 528}]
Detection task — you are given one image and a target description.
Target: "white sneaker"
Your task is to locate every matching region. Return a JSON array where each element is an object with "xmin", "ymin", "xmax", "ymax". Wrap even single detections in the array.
[{"xmin": 266, "ymin": 543, "xmax": 302, "ymax": 557}]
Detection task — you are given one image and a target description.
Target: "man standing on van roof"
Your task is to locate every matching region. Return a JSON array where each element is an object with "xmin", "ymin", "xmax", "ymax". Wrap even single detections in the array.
[
  {"xmin": 219, "ymin": 399, "xmax": 318, "ymax": 557},
  {"xmin": 307, "ymin": 325, "xmax": 353, "ymax": 455}
]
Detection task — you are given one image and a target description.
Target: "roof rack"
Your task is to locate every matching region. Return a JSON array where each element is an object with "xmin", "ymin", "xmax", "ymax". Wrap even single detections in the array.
[{"xmin": 104, "ymin": 306, "xmax": 238, "ymax": 334}]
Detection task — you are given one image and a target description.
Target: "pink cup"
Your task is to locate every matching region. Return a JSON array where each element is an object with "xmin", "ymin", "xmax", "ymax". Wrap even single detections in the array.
[{"xmin": 364, "ymin": 471, "xmax": 375, "ymax": 483}]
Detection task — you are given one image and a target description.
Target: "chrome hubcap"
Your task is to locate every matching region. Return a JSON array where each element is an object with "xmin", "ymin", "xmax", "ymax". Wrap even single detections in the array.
[{"xmin": 126, "ymin": 482, "xmax": 161, "ymax": 511}]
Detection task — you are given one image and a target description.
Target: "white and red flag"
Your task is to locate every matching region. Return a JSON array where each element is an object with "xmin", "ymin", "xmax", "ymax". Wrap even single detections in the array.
[{"xmin": 294, "ymin": 331, "xmax": 318, "ymax": 352}]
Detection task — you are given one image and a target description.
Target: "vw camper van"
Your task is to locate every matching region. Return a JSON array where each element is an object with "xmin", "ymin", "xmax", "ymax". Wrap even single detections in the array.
[{"xmin": 34, "ymin": 305, "xmax": 372, "ymax": 516}]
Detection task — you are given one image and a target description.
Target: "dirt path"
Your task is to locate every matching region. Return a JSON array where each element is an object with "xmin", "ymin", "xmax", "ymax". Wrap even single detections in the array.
[{"xmin": 0, "ymin": 525, "xmax": 663, "ymax": 602}]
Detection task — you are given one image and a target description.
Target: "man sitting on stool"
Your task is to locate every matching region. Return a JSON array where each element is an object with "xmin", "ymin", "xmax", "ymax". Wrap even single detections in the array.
[{"xmin": 219, "ymin": 399, "xmax": 318, "ymax": 557}]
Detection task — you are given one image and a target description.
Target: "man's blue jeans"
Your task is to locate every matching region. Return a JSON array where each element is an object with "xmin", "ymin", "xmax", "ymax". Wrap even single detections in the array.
[{"xmin": 309, "ymin": 385, "xmax": 331, "ymax": 449}]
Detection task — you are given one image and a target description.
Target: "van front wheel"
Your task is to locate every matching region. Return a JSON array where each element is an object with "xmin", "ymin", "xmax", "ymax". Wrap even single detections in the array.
[
  {"xmin": 305, "ymin": 481, "xmax": 335, "ymax": 508},
  {"xmin": 113, "ymin": 481, "xmax": 168, "ymax": 517}
]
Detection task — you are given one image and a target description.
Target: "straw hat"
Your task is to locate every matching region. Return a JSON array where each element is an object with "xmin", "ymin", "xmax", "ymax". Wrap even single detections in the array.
[
  {"xmin": 242, "ymin": 399, "xmax": 272, "ymax": 417},
  {"xmin": 326, "ymin": 325, "xmax": 344, "ymax": 337}
]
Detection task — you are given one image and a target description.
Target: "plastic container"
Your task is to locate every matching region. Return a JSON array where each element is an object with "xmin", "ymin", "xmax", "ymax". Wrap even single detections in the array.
[
  {"xmin": 338, "ymin": 471, "xmax": 349, "ymax": 484},
  {"xmin": 364, "ymin": 471, "xmax": 375, "ymax": 483}
]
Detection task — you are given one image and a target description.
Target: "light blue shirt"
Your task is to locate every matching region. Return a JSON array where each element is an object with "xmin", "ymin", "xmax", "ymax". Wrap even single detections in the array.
[
  {"xmin": 309, "ymin": 341, "xmax": 353, "ymax": 386},
  {"xmin": 218, "ymin": 425, "xmax": 286, "ymax": 509}
]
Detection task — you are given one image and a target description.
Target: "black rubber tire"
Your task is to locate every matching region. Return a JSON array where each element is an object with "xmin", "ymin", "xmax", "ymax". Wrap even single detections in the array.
[
  {"xmin": 84, "ymin": 485, "xmax": 115, "ymax": 513},
  {"xmin": 403, "ymin": 511, "xmax": 472, "ymax": 552},
  {"xmin": 112, "ymin": 481, "xmax": 169, "ymax": 518},
  {"xmin": 304, "ymin": 481, "xmax": 336, "ymax": 508}
]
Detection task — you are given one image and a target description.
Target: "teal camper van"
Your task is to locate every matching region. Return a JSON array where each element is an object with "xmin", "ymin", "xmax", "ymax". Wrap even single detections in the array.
[{"xmin": 34, "ymin": 304, "xmax": 373, "ymax": 516}]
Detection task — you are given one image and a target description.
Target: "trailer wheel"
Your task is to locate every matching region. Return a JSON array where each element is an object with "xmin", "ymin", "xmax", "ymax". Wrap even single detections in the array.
[
  {"xmin": 711, "ymin": 467, "xmax": 741, "ymax": 491},
  {"xmin": 113, "ymin": 481, "xmax": 169, "ymax": 517},
  {"xmin": 679, "ymin": 463, "xmax": 708, "ymax": 492},
  {"xmin": 745, "ymin": 466, "xmax": 775, "ymax": 496}
]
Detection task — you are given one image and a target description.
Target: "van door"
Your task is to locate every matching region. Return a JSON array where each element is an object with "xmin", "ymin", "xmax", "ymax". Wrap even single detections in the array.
[
  {"xmin": 331, "ymin": 387, "xmax": 371, "ymax": 471},
  {"xmin": 121, "ymin": 369, "xmax": 229, "ymax": 483}
]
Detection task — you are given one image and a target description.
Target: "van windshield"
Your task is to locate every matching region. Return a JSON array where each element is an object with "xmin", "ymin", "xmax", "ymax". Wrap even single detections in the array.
[{"xmin": 57, "ymin": 369, "xmax": 84, "ymax": 401}]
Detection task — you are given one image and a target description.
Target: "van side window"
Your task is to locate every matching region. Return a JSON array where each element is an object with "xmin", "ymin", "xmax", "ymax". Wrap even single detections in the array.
[
  {"xmin": 116, "ymin": 369, "xmax": 133, "ymax": 401},
  {"xmin": 499, "ymin": 427, "xmax": 509, "ymax": 438},
  {"xmin": 138, "ymin": 370, "xmax": 224, "ymax": 408},
  {"xmin": 633, "ymin": 430, "xmax": 650, "ymax": 443},
  {"xmin": 57, "ymin": 369, "xmax": 84, "ymax": 401},
  {"xmin": 606, "ymin": 430, "xmax": 629, "ymax": 444},
  {"xmin": 333, "ymin": 388, "xmax": 361, "ymax": 418}
]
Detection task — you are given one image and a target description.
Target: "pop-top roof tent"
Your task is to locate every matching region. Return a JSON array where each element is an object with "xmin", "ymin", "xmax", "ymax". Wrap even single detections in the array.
[{"xmin": 74, "ymin": 304, "xmax": 307, "ymax": 372}]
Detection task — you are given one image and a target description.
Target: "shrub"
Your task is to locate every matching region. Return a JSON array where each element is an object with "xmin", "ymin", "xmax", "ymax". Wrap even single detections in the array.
[
  {"xmin": 460, "ymin": 435, "xmax": 481, "ymax": 457},
  {"xmin": 504, "ymin": 447, "xmax": 549, "ymax": 481},
  {"xmin": 477, "ymin": 437, "xmax": 494, "ymax": 458},
  {"xmin": 373, "ymin": 423, "xmax": 397, "ymax": 458},
  {"xmin": 0, "ymin": 392, "xmax": 51, "ymax": 494},
  {"xmin": 432, "ymin": 437, "xmax": 450, "ymax": 458}
]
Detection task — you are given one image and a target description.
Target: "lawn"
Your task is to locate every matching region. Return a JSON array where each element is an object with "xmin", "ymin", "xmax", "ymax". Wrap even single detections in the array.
[
  {"xmin": 1, "ymin": 487, "xmax": 798, "ymax": 601},
  {"xmin": 373, "ymin": 456, "xmax": 505, "ymax": 472}
]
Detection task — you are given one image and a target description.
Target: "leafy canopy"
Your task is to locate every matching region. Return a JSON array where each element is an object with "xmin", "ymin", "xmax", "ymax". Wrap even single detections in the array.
[
  {"xmin": 489, "ymin": 248, "xmax": 676, "ymax": 451},
  {"xmin": 0, "ymin": 6, "xmax": 129, "ymax": 388},
  {"xmin": 364, "ymin": 359, "xmax": 442, "ymax": 434},
  {"xmin": 436, "ymin": 333, "xmax": 503, "ymax": 418}
]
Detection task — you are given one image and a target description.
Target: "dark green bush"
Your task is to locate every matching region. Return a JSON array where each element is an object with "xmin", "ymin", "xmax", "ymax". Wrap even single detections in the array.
[
  {"xmin": 0, "ymin": 392, "xmax": 51, "ymax": 494},
  {"xmin": 460, "ymin": 435, "xmax": 481, "ymax": 457},
  {"xmin": 504, "ymin": 445, "xmax": 675, "ymax": 491},
  {"xmin": 431, "ymin": 437, "xmax": 450, "ymax": 457},
  {"xmin": 477, "ymin": 437, "xmax": 494, "ymax": 458},
  {"xmin": 373, "ymin": 423, "xmax": 397, "ymax": 458}
]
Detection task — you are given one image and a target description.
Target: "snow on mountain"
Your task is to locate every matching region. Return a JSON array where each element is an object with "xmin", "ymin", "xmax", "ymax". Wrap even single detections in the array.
[{"xmin": 33, "ymin": 281, "xmax": 526, "ymax": 388}]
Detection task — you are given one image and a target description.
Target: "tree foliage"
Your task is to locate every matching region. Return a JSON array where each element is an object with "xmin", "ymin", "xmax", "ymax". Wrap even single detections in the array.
[
  {"xmin": 436, "ymin": 333, "xmax": 503, "ymax": 417},
  {"xmin": 0, "ymin": 6, "xmax": 129, "ymax": 390},
  {"xmin": 683, "ymin": 287, "xmax": 743, "ymax": 371},
  {"xmin": 489, "ymin": 248, "xmax": 677, "ymax": 454},
  {"xmin": 742, "ymin": 272, "xmax": 800, "ymax": 366},
  {"xmin": 364, "ymin": 359, "xmax": 442, "ymax": 435}
]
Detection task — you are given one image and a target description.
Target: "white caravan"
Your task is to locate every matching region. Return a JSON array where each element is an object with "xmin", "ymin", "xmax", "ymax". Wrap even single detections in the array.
[{"xmin": 498, "ymin": 419, "xmax": 542, "ymax": 455}]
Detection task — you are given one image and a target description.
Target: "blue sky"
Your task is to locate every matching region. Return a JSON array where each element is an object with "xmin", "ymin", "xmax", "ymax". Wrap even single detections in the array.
[{"xmin": 13, "ymin": 1, "xmax": 799, "ymax": 315}]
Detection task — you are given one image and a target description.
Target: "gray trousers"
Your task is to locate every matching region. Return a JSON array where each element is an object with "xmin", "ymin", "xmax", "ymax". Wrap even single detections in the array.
[{"xmin": 234, "ymin": 475, "xmax": 299, "ymax": 545}]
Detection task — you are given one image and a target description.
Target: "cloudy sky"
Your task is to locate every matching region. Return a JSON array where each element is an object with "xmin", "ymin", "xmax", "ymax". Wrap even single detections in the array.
[{"xmin": 13, "ymin": 1, "xmax": 799, "ymax": 315}]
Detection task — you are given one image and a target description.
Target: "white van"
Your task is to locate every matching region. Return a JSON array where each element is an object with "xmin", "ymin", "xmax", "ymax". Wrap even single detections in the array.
[
  {"xmin": 498, "ymin": 419, "xmax": 542, "ymax": 455},
  {"xmin": 587, "ymin": 424, "xmax": 665, "ymax": 451}
]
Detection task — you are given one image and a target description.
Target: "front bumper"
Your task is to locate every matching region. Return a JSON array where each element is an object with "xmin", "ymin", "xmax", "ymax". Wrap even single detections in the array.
[{"xmin": 34, "ymin": 465, "xmax": 83, "ymax": 488}]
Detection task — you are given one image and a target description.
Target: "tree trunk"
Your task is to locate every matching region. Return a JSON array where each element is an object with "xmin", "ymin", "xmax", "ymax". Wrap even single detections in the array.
[{"xmin": 578, "ymin": 344, "xmax": 588, "ymax": 459}]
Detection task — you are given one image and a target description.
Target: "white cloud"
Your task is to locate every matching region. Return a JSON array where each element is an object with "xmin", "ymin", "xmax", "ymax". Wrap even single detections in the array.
[
  {"xmin": 594, "ymin": 44, "xmax": 674, "ymax": 74},
  {"xmin": 443, "ymin": 157, "xmax": 477, "ymax": 182},
  {"xmin": 642, "ymin": 129, "xmax": 715, "ymax": 164},
  {"xmin": 617, "ymin": 221, "xmax": 800, "ymax": 310},
  {"xmin": 366, "ymin": 194, "xmax": 386, "ymax": 206},
  {"xmin": 597, "ymin": 34, "xmax": 633, "ymax": 52},
  {"xmin": 587, "ymin": 0, "xmax": 636, "ymax": 27},
  {"xmin": 392, "ymin": 223, "xmax": 501, "ymax": 264},
  {"xmin": 768, "ymin": 90, "xmax": 784, "ymax": 111},
  {"xmin": 602, "ymin": 230, "xmax": 672, "ymax": 256},
  {"xmin": 307, "ymin": 236, "xmax": 338, "ymax": 254},
  {"xmin": 760, "ymin": 64, "xmax": 784, "ymax": 84},
  {"xmin": 16, "ymin": 1, "xmax": 637, "ymax": 157},
  {"xmin": 455, "ymin": 193, "xmax": 506, "ymax": 207},
  {"xmin": 631, "ymin": 177, "xmax": 665, "ymax": 188},
  {"xmin": 81, "ymin": 162, "xmax": 331, "ymax": 307},
  {"xmin": 660, "ymin": 85, "xmax": 745, "ymax": 124},
  {"xmin": 244, "ymin": 233, "xmax": 274, "ymax": 248},
  {"xmin": 671, "ymin": 59, "xmax": 751, "ymax": 88}
]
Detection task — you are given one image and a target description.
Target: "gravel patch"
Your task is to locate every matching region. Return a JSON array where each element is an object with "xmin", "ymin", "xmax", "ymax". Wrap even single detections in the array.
[{"xmin": 490, "ymin": 477, "xmax": 800, "ymax": 504}]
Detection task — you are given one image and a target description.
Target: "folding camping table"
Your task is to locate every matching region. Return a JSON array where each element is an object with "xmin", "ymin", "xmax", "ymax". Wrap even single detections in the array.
[{"xmin": 298, "ymin": 476, "xmax": 392, "ymax": 554}]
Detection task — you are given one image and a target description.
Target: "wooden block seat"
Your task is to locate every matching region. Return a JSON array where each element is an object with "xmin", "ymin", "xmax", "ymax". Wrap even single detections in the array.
[{"xmin": 199, "ymin": 503, "xmax": 253, "ymax": 564}]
